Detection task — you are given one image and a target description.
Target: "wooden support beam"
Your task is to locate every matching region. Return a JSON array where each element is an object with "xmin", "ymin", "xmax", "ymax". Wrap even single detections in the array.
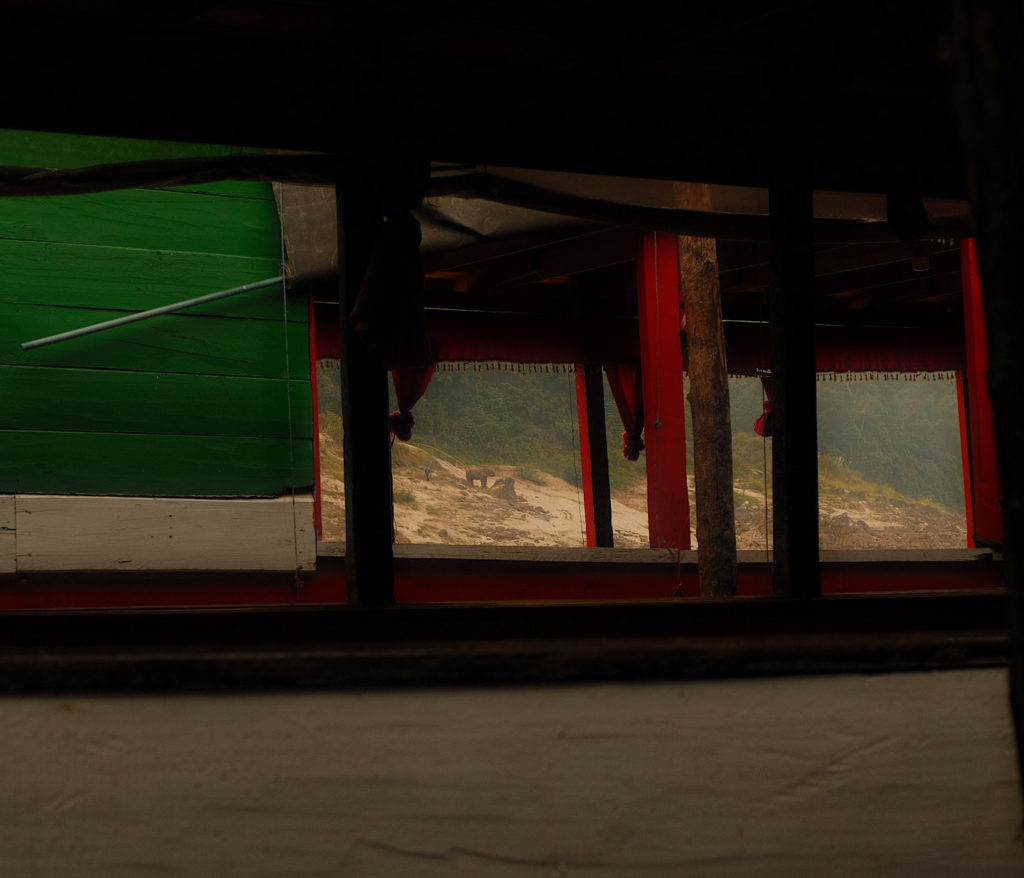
[
  {"xmin": 636, "ymin": 232, "xmax": 691, "ymax": 550},
  {"xmin": 769, "ymin": 176, "xmax": 821, "ymax": 598},
  {"xmin": 838, "ymin": 273, "xmax": 963, "ymax": 309},
  {"xmin": 680, "ymin": 219, "xmax": 738, "ymax": 597},
  {"xmin": 337, "ymin": 176, "xmax": 395, "ymax": 606},
  {"xmin": 454, "ymin": 228, "xmax": 637, "ymax": 292},
  {"xmin": 719, "ymin": 242, "xmax": 961, "ymax": 295},
  {"xmin": 420, "ymin": 223, "xmax": 601, "ymax": 273},
  {"xmin": 575, "ymin": 365, "xmax": 614, "ymax": 547}
]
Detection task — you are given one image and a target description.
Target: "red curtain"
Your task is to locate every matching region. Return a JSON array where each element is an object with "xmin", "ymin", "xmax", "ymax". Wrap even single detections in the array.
[
  {"xmin": 389, "ymin": 365, "xmax": 435, "ymax": 441},
  {"xmin": 753, "ymin": 375, "xmax": 773, "ymax": 437},
  {"xmin": 604, "ymin": 363, "xmax": 645, "ymax": 460}
]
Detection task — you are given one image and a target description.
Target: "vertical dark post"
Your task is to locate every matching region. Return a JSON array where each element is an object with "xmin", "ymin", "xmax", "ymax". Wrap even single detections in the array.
[
  {"xmin": 337, "ymin": 177, "xmax": 394, "ymax": 605},
  {"xmin": 949, "ymin": 0, "xmax": 1024, "ymax": 812},
  {"xmin": 575, "ymin": 364, "xmax": 614, "ymax": 547},
  {"xmin": 955, "ymin": 373, "xmax": 976, "ymax": 546},
  {"xmin": 769, "ymin": 164, "xmax": 820, "ymax": 598}
]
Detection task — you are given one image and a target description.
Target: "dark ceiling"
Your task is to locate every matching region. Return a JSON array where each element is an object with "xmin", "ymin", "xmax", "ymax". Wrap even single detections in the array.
[
  {"xmin": 0, "ymin": 0, "xmax": 965, "ymax": 195},
  {"xmin": 0, "ymin": 0, "xmax": 972, "ymax": 333}
]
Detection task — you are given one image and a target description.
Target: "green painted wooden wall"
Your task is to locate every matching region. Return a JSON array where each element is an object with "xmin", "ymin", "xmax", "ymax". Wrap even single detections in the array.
[{"xmin": 0, "ymin": 130, "xmax": 313, "ymax": 497}]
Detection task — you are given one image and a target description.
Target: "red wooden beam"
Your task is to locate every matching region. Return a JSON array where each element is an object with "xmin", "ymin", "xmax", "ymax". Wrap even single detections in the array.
[
  {"xmin": 636, "ymin": 232, "xmax": 691, "ymax": 549},
  {"xmin": 960, "ymin": 238, "xmax": 1003, "ymax": 546}
]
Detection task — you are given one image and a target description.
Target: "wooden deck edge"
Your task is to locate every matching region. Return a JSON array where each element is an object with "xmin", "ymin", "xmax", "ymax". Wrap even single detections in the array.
[{"xmin": 0, "ymin": 631, "xmax": 1006, "ymax": 694}]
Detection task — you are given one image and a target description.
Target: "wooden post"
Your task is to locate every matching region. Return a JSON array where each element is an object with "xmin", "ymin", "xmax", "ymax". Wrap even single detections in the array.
[
  {"xmin": 769, "ymin": 178, "xmax": 820, "ymax": 599},
  {"xmin": 678, "ymin": 187, "xmax": 737, "ymax": 596},
  {"xmin": 337, "ymin": 175, "xmax": 394, "ymax": 605},
  {"xmin": 959, "ymin": 238, "xmax": 1003, "ymax": 547},
  {"xmin": 575, "ymin": 365, "xmax": 614, "ymax": 547},
  {"xmin": 636, "ymin": 232, "xmax": 691, "ymax": 550}
]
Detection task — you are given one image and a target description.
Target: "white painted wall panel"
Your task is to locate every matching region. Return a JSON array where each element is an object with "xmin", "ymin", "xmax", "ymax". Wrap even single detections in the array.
[
  {"xmin": 0, "ymin": 669, "xmax": 1019, "ymax": 877},
  {"xmin": 15, "ymin": 494, "xmax": 315, "ymax": 571},
  {"xmin": 0, "ymin": 494, "xmax": 14, "ymax": 573}
]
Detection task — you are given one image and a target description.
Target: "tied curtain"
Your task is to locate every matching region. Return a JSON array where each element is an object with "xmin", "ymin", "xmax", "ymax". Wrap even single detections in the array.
[
  {"xmin": 349, "ymin": 212, "xmax": 436, "ymax": 441},
  {"xmin": 604, "ymin": 363, "xmax": 645, "ymax": 460},
  {"xmin": 390, "ymin": 365, "xmax": 434, "ymax": 441}
]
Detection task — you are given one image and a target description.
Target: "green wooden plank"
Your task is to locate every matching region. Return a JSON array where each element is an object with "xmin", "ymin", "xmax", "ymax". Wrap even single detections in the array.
[
  {"xmin": 0, "ymin": 239, "xmax": 304, "ymax": 321},
  {"xmin": 0, "ymin": 188, "xmax": 282, "ymax": 257},
  {"xmin": 155, "ymin": 181, "xmax": 277, "ymax": 199},
  {"xmin": 1, "ymin": 303, "xmax": 310, "ymax": 379},
  {"xmin": 0, "ymin": 129, "xmax": 270, "ymax": 197},
  {"xmin": 0, "ymin": 366, "xmax": 313, "ymax": 439},
  {"xmin": 0, "ymin": 430, "xmax": 313, "ymax": 497},
  {"xmin": 0, "ymin": 128, "xmax": 261, "ymax": 167},
  {"xmin": 0, "ymin": 129, "xmax": 275, "ymax": 199}
]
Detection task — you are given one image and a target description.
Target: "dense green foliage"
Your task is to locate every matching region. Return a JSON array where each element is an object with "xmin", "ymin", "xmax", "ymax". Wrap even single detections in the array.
[
  {"xmin": 318, "ymin": 363, "xmax": 965, "ymax": 512},
  {"xmin": 816, "ymin": 377, "xmax": 965, "ymax": 509},
  {"xmin": 729, "ymin": 375, "xmax": 965, "ymax": 510}
]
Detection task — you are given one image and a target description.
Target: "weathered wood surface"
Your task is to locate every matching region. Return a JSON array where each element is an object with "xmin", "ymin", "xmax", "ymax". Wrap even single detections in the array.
[
  {"xmin": 678, "ymin": 184, "xmax": 737, "ymax": 597},
  {"xmin": 0, "ymin": 670, "xmax": 1018, "ymax": 876},
  {"xmin": 13, "ymin": 495, "xmax": 315, "ymax": 571}
]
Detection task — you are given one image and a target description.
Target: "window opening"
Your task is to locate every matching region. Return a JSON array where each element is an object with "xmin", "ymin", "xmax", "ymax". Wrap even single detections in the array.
[
  {"xmin": 816, "ymin": 373, "xmax": 967, "ymax": 549},
  {"xmin": 315, "ymin": 359, "xmax": 346, "ymax": 542},
  {"xmin": 389, "ymin": 364, "xmax": 590, "ymax": 547}
]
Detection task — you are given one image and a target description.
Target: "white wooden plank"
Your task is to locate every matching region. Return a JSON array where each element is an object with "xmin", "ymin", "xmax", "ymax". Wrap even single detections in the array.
[
  {"xmin": 0, "ymin": 494, "xmax": 14, "ymax": 531},
  {"xmin": 0, "ymin": 495, "xmax": 14, "ymax": 573},
  {"xmin": 0, "ymin": 533, "xmax": 14, "ymax": 574},
  {"xmin": 15, "ymin": 494, "xmax": 315, "ymax": 571},
  {"xmin": 324, "ymin": 543, "xmax": 991, "ymax": 567}
]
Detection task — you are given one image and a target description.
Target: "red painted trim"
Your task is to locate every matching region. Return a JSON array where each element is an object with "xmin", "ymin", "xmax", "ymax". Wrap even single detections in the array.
[
  {"xmin": 0, "ymin": 555, "xmax": 1000, "ymax": 610},
  {"xmin": 0, "ymin": 569, "xmax": 345, "ymax": 611},
  {"xmin": 960, "ymin": 238, "xmax": 1003, "ymax": 543},
  {"xmin": 821, "ymin": 561, "xmax": 1001, "ymax": 595},
  {"xmin": 308, "ymin": 296, "xmax": 323, "ymax": 539},
  {"xmin": 393, "ymin": 561, "xmax": 770, "ymax": 601},
  {"xmin": 636, "ymin": 232, "xmax": 691, "ymax": 549},
  {"xmin": 574, "ymin": 366, "xmax": 598, "ymax": 546},
  {"xmin": 956, "ymin": 371, "xmax": 976, "ymax": 547}
]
